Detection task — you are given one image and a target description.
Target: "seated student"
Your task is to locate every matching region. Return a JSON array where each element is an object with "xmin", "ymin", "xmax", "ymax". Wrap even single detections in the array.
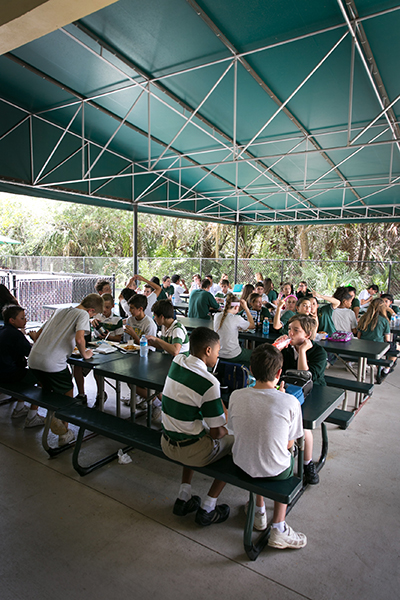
[
  {"xmin": 0, "ymin": 305, "xmax": 44, "ymax": 428},
  {"xmin": 254, "ymin": 281, "xmax": 269, "ymax": 304},
  {"xmin": 0, "ymin": 284, "xmax": 19, "ymax": 315},
  {"xmin": 94, "ymin": 279, "xmax": 112, "ymax": 296},
  {"xmin": 332, "ymin": 290, "xmax": 358, "ymax": 335},
  {"xmin": 188, "ymin": 278, "xmax": 220, "ymax": 319},
  {"xmin": 189, "ymin": 274, "xmax": 202, "ymax": 294},
  {"xmin": 240, "ymin": 283, "xmax": 255, "ymax": 305},
  {"xmin": 205, "ymin": 274, "xmax": 221, "ymax": 297},
  {"xmin": 215, "ymin": 279, "xmax": 230, "ymax": 304},
  {"xmin": 273, "ymin": 295, "xmax": 298, "ymax": 333},
  {"xmin": 129, "ymin": 274, "xmax": 161, "ymax": 318},
  {"xmin": 280, "ymin": 282, "xmax": 294, "ymax": 297},
  {"xmin": 380, "ymin": 293, "xmax": 399, "ymax": 316},
  {"xmin": 345, "ymin": 286, "xmax": 360, "ymax": 318},
  {"xmin": 74, "ymin": 293, "xmax": 124, "ymax": 404},
  {"xmin": 147, "ymin": 300, "xmax": 189, "ymax": 356},
  {"xmin": 358, "ymin": 298, "xmax": 393, "ymax": 381},
  {"xmin": 171, "ymin": 274, "xmax": 188, "ymax": 304},
  {"xmin": 273, "ymin": 296, "xmax": 311, "ymax": 334},
  {"xmin": 278, "ymin": 314, "xmax": 327, "ymax": 485},
  {"xmin": 263, "ymin": 278, "xmax": 278, "ymax": 305},
  {"xmin": 218, "ymin": 273, "xmax": 231, "ymax": 290},
  {"xmin": 118, "ymin": 287, "xmax": 136, "ymax": 320},
  {"xmin": 157, "ymin": 276, "xmax": 174, "ymax": 300},
  {"xmin": 359, "ymin": 284, "xmax": 379, "ymax": 313},
  {"xmin": 228, "ymin": 344, "xmax": 307, "ymax": 548},
  {"xmin": 161, "ymin": 327, "xmax": 234, "ymax": 526},
  {"xmin": 315, "ymin": 288, "xmax": 341, "ymax": 337},
  {"xmin": 296, "ymin": 281, "xmax": 312, "ymax": 299},
  {"xmin": 247, "ymin": 292, "xmax": 272, "ymax": 327},
  {"xmin": 28, "ymin": 294, "xmax": 103, "ymax": 446},
  {"xmin": 254, "ymin": 271, "xmax": 264, "ymax": 284},
  {"xmin": 213, "ymin": 294, "xmax": 255, "ymax": 367},
  {"xmin": 125, "ymin": 294, "xmax": 157, "ymax": 347}
]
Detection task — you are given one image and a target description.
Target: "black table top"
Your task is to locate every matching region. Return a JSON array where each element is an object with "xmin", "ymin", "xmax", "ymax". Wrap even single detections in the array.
[
  {"xmin": 317, "ymin": 337, "xmax": 389, "ymax": 360},
  {"xmin": 302, "ymin": 385, "xmax": 345, "ymax": 429},
  {"xmin": 68, "ymin": 349, "xmax": 131, "ymax": 369},
  {"xmin": 94, "ymin": 351, "xmax": 173, "ymax": 391}
]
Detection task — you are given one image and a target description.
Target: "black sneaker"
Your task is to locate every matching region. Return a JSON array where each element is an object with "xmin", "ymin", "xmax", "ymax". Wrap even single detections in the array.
[
  {"xmin": 173, "ymin": 495, "xmax": 201, "ymax": 516},
  {"xmin": 304, "ymin": 461, "xmax": 319, "ymax": 485},
  {"xmin": 94, "ymin": 392, "xmax": 108, "ymax": 408},
  {"xmin": 195, "ymin": 504, "xmax": 230, "ymax": 526}
]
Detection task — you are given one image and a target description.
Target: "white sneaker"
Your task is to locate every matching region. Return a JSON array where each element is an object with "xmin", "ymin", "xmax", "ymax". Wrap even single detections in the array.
[
  {"xmin": 58, "ymin": 429, "xmax": 75, "ymax": 447},
  {"xmin": 268, "ymin": 524, "xmax": 307, "ymax": 549},
  {"xmin": 151, "ymin": 405, "xmax": 162, "ymax": 425},
  {"xmin": 11, "ymin": 405, "xmax": 29, "ymax": 418},
  {"xmin": 24, "ymin": 414, "xmax": 46, "ymax": 428},
  {"xmin": 244, "ymin": 501, "xmax": 267, "ymax": 531}
]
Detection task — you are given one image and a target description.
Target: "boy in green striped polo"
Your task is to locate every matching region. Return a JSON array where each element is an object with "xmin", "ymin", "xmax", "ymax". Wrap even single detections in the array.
[
  {"xmin": 148, "ymin": 300, "xmax": 190, "ymax": 356},
  {"xmin": 161, "ymin": 327, "xmax": 234, "ymax": 526}
]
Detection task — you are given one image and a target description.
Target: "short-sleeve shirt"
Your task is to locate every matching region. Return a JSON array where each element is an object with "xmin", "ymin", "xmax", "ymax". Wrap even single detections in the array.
[
  {"xmin": 188, "ymin": 289, "xmax": 220, "ymax": 319},
  {"xmin": 359, "ymin": 315, "xmax": 390, "ymax": 342},
  {"xmin": 282, "ymin": 342, "xmax": 327, "ymax": 386},
  {"xmin": 214, "ymin": 312, "xmax": 250, "ymax": 358},
  {"xmin": 332, "ymin": 308, "xmax": 357, "ymax": 332},
  {"xmin": 209, "ymin": 283, "xmax": 221, "ymax": 297},
  {"xmin": 160, "ymin": 320, "xmax": 189, "ymax": 356},
  {"xmin": 126, "ymin": 314, "xmax": 157, "ymax": 350},
  {"xmin": 158, "ymin": 285, "xmax": 174, "ymax": 300},
  {"xmin": 228, "ymin": 387, "xmax": 303, "ymax": 478},
  {"xmin": 317, "ymin": 303, "xmax": 336, "ymax": 336},
  {"xmin": 268, "ymin": 289, "xmax": 278, "ymax": 303},
  {"xmin": 351, "ymin": 297, "xmax": 360, "ymax": 310},
  {"xmin": 28, "ymin": 307, "xmax": 90, "ymax": 373},
  {"xmin": 0, "ymin": 324, "xmax": 32, "ymax": 380},
  {"xmin": 171, "ymin": 283, "xmax": 186, "ymax": 304},
  {"xmin": 144, "ymin": 291, "xmax": 158, "ymax": 318},
  {"xmin": 93, "ymin": 313, "xmax": 123, "ymax": 336},
  {"xmin": 161, "ymin": 354, "xmax": 226, "ymax": 441}
]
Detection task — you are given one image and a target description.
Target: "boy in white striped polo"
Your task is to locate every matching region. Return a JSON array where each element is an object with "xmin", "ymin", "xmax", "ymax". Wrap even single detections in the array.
[
  {"xmin": 161, "ymin": 327, "xmax": 234, "ymax": 526},
  {"xmin": 148, "ymin": 300, "xmax": 189, "ymax": 356}
]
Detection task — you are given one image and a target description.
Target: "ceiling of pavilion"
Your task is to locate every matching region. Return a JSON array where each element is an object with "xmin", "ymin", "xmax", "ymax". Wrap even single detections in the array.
[{"xmin": 1, "ymin": 0, "xmax": 400, "ymax": 225}]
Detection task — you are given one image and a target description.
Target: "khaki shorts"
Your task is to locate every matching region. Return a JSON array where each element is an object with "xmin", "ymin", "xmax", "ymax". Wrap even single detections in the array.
[{"xmin": 161, "ymin": 432, "xmax": 234, "ymax": 468}]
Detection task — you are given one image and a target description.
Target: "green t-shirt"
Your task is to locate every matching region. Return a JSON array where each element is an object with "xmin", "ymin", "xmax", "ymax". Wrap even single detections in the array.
[
  {"xmin": 282, "ymin": 342, "xmax": 327, "ymax": 386},
  {"xmin": 317, "ymin": 303, "xmax": 336, "ymax": 336},
  {"xmin": 359, "ymin": 315, "xmax": 390, "ymax": 342},
  {"xmin": 268, "ymin": 289, "xmax": 278, "ymax": 303},
  {"xmin": 351, "ymin": 297, "xmax": 360, "ymax": 309},
  {"xmin": 391, "ymin": 304, "xmax": 399, "ymax": 314},
  {"xmin": 188, "ymin": 289, "xmax": 220, "ymax": 319},
  {"xmin": 158, "ymin": 285, "xmax": 175, "ymax": 300},
  {"xmin": 280, "ymin": 310, "xmax": 296, "ymax": 335}
]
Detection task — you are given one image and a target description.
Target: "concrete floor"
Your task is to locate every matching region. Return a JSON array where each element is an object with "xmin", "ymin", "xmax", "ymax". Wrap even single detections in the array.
[{"xmin": 1, "ymin": 361, "xmax": 399, "ymax": 600}]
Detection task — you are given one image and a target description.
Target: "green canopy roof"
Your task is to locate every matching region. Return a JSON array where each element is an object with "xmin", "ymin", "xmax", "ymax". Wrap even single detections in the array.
[{"xmin": 1, "ymin": 0, "xmax": 400, "ymax": 225}]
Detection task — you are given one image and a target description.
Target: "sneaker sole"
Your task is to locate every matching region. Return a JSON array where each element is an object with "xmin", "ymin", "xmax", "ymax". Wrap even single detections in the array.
[{"xmin": 268, "ymin": 539, "xmax": 307, "ymax": 549}]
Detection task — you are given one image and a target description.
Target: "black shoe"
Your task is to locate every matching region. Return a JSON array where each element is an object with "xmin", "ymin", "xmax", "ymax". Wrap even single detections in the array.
[
  {"xmin": 195, "ymin": 504, "xmax": 230, "ymax": 526},
  {"xmin": 94, "ymin": 392, "xmax": 108, "ymax": 408},
  {"xmin": 304, "ymin": 461, "xmax": 319, "ymax": 485},
  {"xmin": 173, "ymin": 495, "xmax": 201, "ymax": 516}
]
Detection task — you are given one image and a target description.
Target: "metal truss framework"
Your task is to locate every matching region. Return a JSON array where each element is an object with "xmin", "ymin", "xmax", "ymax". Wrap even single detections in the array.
[{"xmin": 1, "ymin": 0, "xmax": 400, "ymax": 225}]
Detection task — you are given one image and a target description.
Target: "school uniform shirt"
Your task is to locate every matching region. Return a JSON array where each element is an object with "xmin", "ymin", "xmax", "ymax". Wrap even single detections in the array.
[
  {"xmin": 214, "ymin": 312, "xmax": 250, "ymax": 359},
  {"xmin": 161, "ymin": 354, "xmax": 226, "ymax": 441},
  {"xmin": 126, "ymin": 314, "xmax": 157, "ymax": 349},
  {"xmin": 159, "ymin": 320, "xmax": 189, "ymax": 355},
  {"xmin": 228, "ymin": 387, "xmax": 303, "ymax": 478},
  {"xmin": 28, "ymin": 307, "xmax": 90, "ymax": 373},
  {"xmin": 171, "ymin": 283, "xmax": 186, "ymax": 304},
  {"xmin": 359, "ymin": 315, "xmax": 390, "ymax": 342},
  {"xmin": 144, "ymin": 291, "xmax": 158, "ymax": 318},
  {"xmin": 209, "ymin": 283, "xmax": 221, "ymax": 297},
  {"xmin": 351, "ymin": 297, "xmax": 360, "ymax": 311},
  {"xmin": 317, "ymin": 303, "xmax": 336, "ymax": 336},
  {"xmin": 267, "ymin": 289, "xmax": 278, "ymax": 303},
  {"xmin": 0, "ymin": 324, "xmax": 32, "ymax": 380},
  {"xmin": 93, "ymin": 313, "xmax": 123, "ymax": 336},
  {"xmin": 158, "ymin": 285, "xmax": 174, "ymax": 300},
  {"xmin": 282, "ymin": 342, "xmax": 327, "ymax": 386},
  {"xmin": 332, "ymin": 308, "xmax": 357, "ymax": 332},
  {"xmin": 188, "ymin": 289, "xmax": 220, "ymax": 319}
]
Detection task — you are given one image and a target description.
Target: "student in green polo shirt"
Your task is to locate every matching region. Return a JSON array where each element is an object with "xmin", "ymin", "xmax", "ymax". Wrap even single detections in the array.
[
  {"xmin": 161, "ymin": 327, "xmax": 234, "ymax": 526},
  {"xmin": 188, "ymin": 278, "xmax": 220, "ymax": 319}
]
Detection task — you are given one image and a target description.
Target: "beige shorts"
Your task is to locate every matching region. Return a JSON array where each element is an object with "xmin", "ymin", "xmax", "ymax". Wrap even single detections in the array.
[{"xmin": 161, "ymin": 433, "xmax": 234, "ymax": 468}]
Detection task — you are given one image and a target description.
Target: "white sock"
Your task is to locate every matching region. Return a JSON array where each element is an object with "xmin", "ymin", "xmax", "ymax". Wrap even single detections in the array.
[
  {"xmin": 383, "ymin": 367, "xmax": 390, "ymax": 374},
  {"xmin": 201, "ymin": 495, "xmax": 217, "ymax": 513},
  {"xmin": 153, "ymin": 397, "xmax": 162, "ymax": 407},
  {"xmin": 16, "ymin": 401, "xmax": 25, "ymax": 411},
  {"xmin": 255, "ymin": 504, "xmax": 266, "ymax": 514},
  {"xmin": 178, "ymin": 483, "xmax": 191, "ymax": 502},
  {"xmin": 304, "ymin": 459, "xmax": 311, "ymax": 465},
  {"xmin": 27, "ymin": 409, "xmax": 37, "ymax": 419},
  {"xmin": 272, "ymin": 521, "xmax": 286, "ymax": 533}
]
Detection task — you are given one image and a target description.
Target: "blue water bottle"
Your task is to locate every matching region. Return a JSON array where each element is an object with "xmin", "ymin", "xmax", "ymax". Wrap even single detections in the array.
[
  {"xmin": 262, "ymin": 319, "xmax": 270, "ymax": 336},
  {"xmin": 140, "ymin": 334, "xmax": 148, "ymax": 358}
]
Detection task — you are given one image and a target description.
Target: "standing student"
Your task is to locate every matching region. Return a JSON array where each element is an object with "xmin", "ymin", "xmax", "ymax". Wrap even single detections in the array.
[
  {"xmin": 228, "ymin": 344, "xmax": 307, "ymax": 548},
  {"xmin": 28, "ymin": 294, "xmax": 104, "ymax": 446},
  {"xmin": 213, "ymin": 294, "xmax": 255, "ymax": 367},
  {"xmin": 188, "ymin": 279, "xmax": 220, "ymax": 319},
  {"xmin": 0, "ymin": 305, "xmax": 44, "ymax": 428},
  {"xmin": 161, "ymin": 327, "xmax": 234, "ymax": 526}
]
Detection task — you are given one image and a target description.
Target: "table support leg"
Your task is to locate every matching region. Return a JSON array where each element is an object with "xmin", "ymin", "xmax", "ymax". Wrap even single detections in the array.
[
  {"xmin": 316, "ymin": 422, "xmax": 328, "ymax": 472},
  {"xmin": 356, "ymin": 357, "xmax": 367, "ymax": 408}
]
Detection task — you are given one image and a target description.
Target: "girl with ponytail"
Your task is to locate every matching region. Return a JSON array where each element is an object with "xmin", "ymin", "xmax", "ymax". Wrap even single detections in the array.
[{"xmin": 213, "ymin": 293, "xmax": 255, "ymax": 367}]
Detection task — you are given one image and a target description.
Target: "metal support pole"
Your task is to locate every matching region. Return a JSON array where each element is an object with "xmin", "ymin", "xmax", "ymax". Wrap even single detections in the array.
[
  {"xmin": 281, "ymin": 260, "xmax": 284, "ymax": 284},
  {"xmin": 132, "ymin": 203, "xmax": 138, "ymax": 275},
  {"xmin": 387, "ymin": 262, "xmax": 392, "ymax": 294},
  {"xmin": 234, "ymin": 223, "xmax": 239, "ymax": 284}
]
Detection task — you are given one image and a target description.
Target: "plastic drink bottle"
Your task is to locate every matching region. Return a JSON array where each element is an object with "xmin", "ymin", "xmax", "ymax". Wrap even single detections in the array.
[
  {"xmin": 262, "ymin": 319, "xmax": 270, "ymax": 335},
  {"xmin": 139, "ymin": 334, "xmax": 148, "ymax": 357},
  {"xmin": 272, "ymin": 337, "xmax": 291, "ymax": 351}
]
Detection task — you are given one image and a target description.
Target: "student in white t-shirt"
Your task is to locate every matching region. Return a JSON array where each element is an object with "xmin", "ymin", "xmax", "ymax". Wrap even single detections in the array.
[
  {"xmin": 213, "ymin": 293, "xmax": 254, "ymax": 367},
  {"xmin": 359, "ymin": 284, "xmax": 379, "ymax": 313},
  {"xmin": 171, "ymin": 274, "xmax": 188, "ymax": 303},
  {"xmin": 332, "ymin": 290, "xmax": 358, "ymax": 334},
  {"xmin": 206, "ymin": 274, "xmax": 221, "ymax": 297}
]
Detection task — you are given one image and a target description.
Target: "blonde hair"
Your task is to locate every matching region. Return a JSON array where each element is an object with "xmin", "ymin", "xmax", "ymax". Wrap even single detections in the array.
[
  {"xmin": 217, "ymin": 293, "xmax": 239, "ymax": 331},
  {"xmin": 358, "ymin": 298, "xmax": 387, "ymax": 332}
]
